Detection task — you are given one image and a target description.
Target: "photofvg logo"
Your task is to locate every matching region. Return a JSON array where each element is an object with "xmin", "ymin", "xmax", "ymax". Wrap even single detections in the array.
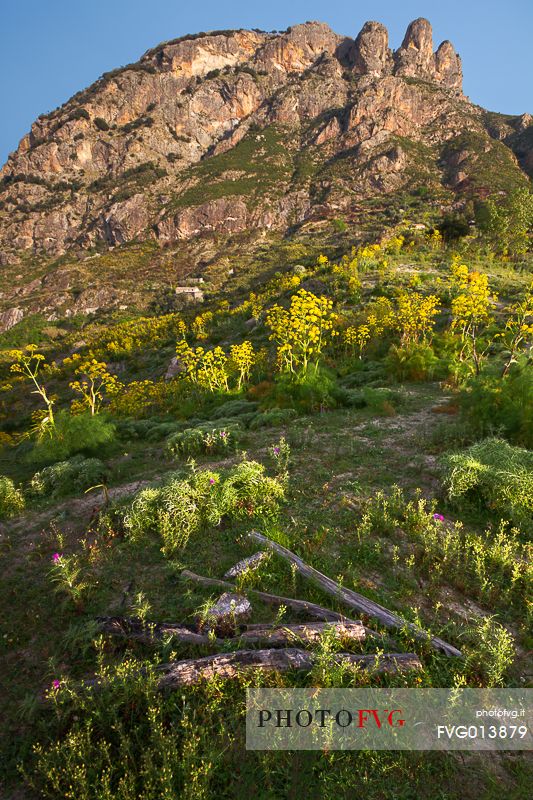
[
  {"xmin": 246, "ymin": 689, "xmax": 533, "ymax": 751},
  {"xmin": 258, "ymin": 707, "xmax": 405, "ymax": 730}
]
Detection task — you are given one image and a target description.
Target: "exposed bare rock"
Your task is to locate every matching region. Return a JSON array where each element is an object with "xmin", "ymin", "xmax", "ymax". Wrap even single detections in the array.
[
  {"xmin": 394, "ymin": 17, "xmax": 435, "ymax": 79},
  {"xmin": 255, "ymin": 22, "xmax": 341, "ymax": 73},
  {"xmin": 351, "ymin": 21, "xmax": 393, "ymax": 77},
  {"xmin": 0, "ymin": 16, "xmax": 529, "ymax": 292},
  {"xmin": 224, "ymin": 551, "xmax": 268, "ymax": 579},
  {"xmin": 434, "ymin": 40, "xmax": 462, "ymax": 91},
  {"xmin": 164, "ymin": 356, "xmax": 185, "ymax": 381},
  {"xmin": 96, "ymin": 194, "xmax": 151, "ymax": 246},
  {"xmin": 515, "ymin": 113, "xmax": 532, "ymax": 133},
  {"xmin": 0, "ymin": 307, "xmax": 23, "ymax": 333},
  {"xmin": 199, "ymin": 592, "xmax": 252, "ymax": 635}
]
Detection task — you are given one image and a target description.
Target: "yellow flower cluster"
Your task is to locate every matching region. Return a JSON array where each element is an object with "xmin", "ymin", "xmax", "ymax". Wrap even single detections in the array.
[
  {"xmin": 175, "ymin": 339, "xmax": 256, "ymax": 393},
  {"xmin": 395, "ymin": 291, "xmax": 440, "ymax": 345},
  {"xmin": 90, "ymin": 314, "xmax": 186, "ymax": 358},
  {"xmin": 229, "ymin": 341, "xmax": 256, "ymax": 389},
  {"xmin": 266, "ymin": 289, "xmax": 337, "ymax": 373},
  {"xmin": 428, "ymin": 229, "xmax": 443, "ymax": 249},
  {"xmin": 192, "ymin": 311, "xmax": 214, "ymax": 341},
  {"xmin": 108, "ymin": 379, "xmax": 181, "ymax": 418},
  {"xmin": 63, "ymin": 355, "xmax": 122, "ymax": 415},
  {"xmin": 343, "ymin": 324, "xmax": 371, "ymax": 358},
  {"xmin": 451, "ymin": 268, "xmax": 495, "ymax": 331},
  {"xmin": 385, "ymin": 235, "xmax": 405, "ymax": 255}
]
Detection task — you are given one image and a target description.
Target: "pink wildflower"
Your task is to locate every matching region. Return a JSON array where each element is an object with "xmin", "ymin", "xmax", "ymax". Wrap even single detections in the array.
[
  {"xmin": 52, "ymin": 553, "xmax": 62, "ymax": 563},
  {"xmin": 433, "ymin": 513, "xmax": 445, "ymax": 522},
  {"xmin": 52, "ymin": 679, "xmax": 60, "ymax": 690}
]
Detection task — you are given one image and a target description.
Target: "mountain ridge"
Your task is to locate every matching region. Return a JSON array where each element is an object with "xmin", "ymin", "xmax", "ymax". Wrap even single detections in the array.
[{"xmin": 0, "ymin": 17, "xmax": 531, "ymax": 327}]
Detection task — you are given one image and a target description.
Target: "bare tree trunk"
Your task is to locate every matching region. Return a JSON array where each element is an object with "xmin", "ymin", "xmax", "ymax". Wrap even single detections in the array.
[{"xmin": 248, "ymin": 531, "xmax": 462, "ymax": 658}]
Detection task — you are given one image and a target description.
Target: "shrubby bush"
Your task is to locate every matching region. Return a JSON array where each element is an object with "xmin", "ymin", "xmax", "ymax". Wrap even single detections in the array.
[
  {"xmin": 385, "ymin": 342, "xmax": 440, "ymax": 382},
  {"xmin": 266, "ymin": 368, "xmax": 339, "ymax": 413},
  {"xmin": 441, "ymin": 438, "xmax": 533, "ymax": 530},
  {"xmin": 122, "ymin": 459, "xmax": 285, "ymax": 554},
  {"xmin": 29, "ymin": 456, "xmax": 107, "ymax": 499},
  {"xmin": 116, "ymin": 418, "xmax": 184, "ymax": 442},
  {"xmin": 28, "ymin": 411, "xmax": 115, "ymax": 464},
  {"xmin": 457, "ymin": 360, "xmax": 533, "ymax": 448},
  {"xmin": 0, "ymin": 475, "xmax": 25, "ymax": 519},
  {"xmin": 337, "ymin": 361, "xmax": 386, "ymax": 388},
  {"xmin": 248, "ymin": 408, "xmax": 298, "ymax": 429},
  {"xmin": 210, "ymin": 398, "xmax": 258, "ymax": 419},
  {"xmin": 166, "ymin": 422, "xmax": 241, "ymax": 457}
]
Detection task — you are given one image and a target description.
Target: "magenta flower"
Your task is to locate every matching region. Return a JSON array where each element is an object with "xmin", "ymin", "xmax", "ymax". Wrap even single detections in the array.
[
  {"xmin": 273, "ymin": 447, "xmax": 280, "ymax": 455},
  {"xmin": 220, "ymin": 431, "xmax": 227, "ymax": 438},
  {"xmin": 433, "ymin": 513, "xmax": 445, "ymax": 522},
  {"xmin": 52, "ymin": 679, "xmax": 60, "ymax": 690},
  {"xmin": 52, "ymin": 553, "xmax": 62, "ymax": 563},
  {"xmin": 209, "ymin": 478, "xmax": 215, "ymax": 485}
]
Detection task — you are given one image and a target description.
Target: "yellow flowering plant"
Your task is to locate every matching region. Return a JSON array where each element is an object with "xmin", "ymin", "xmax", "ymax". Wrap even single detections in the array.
[
  {"xmin": 266, "ymin": 289, "xmax": 338, "ymax": 374},
  {"xmin": 65, "ymin": 357, "xmax": 123, "ymax": 415},
  {"xmin": 450, "ymin": 265, "xmax": 497, "ymax": 373},
  {"xmin": 499, "ymin": 283, "xmax": 533, "ymax": 376},
  {"xmin": 10, "ymin": 345, "xmax": 58, "ymax": 437},
  {"xmin": 229, "ymin": 341, "xmax": 256, "ymax": 390},
  {"xmin": 395, "ymin": 291, "xmax": 440, "ymax": 346}
]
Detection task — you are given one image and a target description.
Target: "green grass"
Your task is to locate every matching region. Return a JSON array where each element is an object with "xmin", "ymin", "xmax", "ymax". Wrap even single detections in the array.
[{"xmin": 0, "ymin": 238, "xmax": 532, "ymax": 798}]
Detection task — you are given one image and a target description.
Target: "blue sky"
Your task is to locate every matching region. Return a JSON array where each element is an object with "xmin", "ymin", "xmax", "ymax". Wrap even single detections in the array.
[{"xmin": 1, "ymin": 0, "xmax": 532, "ymax": 166}]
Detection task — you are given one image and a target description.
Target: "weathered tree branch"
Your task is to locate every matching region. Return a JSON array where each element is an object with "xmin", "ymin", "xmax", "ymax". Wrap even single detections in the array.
[
  {"xmin": 97, "ymin": 616, "xmax": 366, "ymax": 648},
  {"xmin": 158, "ymin": 648, "xmax": 422, "ymax": 688},
  {"xmin": 248, "ymin": 531, "xmax": 462, "ymax": 658}
]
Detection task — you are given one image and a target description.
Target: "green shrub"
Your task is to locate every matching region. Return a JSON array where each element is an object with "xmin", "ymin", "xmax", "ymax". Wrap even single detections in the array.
[
  {"xmin": 116, "ymin": 419, "xmax": 185, "ymax": 441},
  {"xmin": 122, "ymin": 459, "xmax": 285, "ymax": 554},
  {"xmin": 266, "ymin": 368, "xmax": 338, "ymax": 413},
  {"xmin": 457, "ymin": 360, "xmax": 533, "ymax": 448},
  {"xmin": 29, "ymin": 412, "xmax": 116, "ymax": 464},
  {"xmin": 248, "ymin": 408, "xmax": 298, "ymax": 429},
  {"xmin": 27, "ymin": 660, "xmax": 187, "ymax": 799},
  {"xmin": 211, "ymin": 399, "xmax": 258, "ymax": 419},
  {"xmin": 440, "ymin": 438, "xmax": 533, "ymax": 530},
  {"xmin": 29, "ymin": 456, "xmax": 107, "ymax": 499},
  {"xmin": 385, "ymin": 343, "xmax": 440, "ymax": 382},
  {"xmin": 165, "ymin": 423, "xmax": 241, "ymax": 458},
  {"xmin": 0, "ymin": 475, "xmax": 25, "ymax": 519}
]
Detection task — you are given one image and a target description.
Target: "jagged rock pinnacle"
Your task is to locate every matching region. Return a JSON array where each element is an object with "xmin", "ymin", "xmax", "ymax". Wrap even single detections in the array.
[{"xmin": 351, "ymin": 21, "xmax": 393, "ymax": 77}]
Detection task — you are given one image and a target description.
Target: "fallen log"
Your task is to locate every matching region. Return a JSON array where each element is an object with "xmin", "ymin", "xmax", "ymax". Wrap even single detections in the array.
[
  {"xmin": 248, "ymin": 531, "xmax": 462, "ymax": 658},
  {"xmin": 238, "ymin": 621, "xmax": 365, "ymax": 646},
  {"xmin": 96, "ymin": 616, "xmax": 216, "ymax": 645},
  {"xmin": 224, "ymin": 551, "xmax": 268, "ymax": 578},
  {"xmin": 97, "ymin": 616, "xmax": 366, "ymax": 648},
  {"xmin": 181, "ymin": 569, "xmax": 391, "ymax": 644},
  {"xmin": 158, "ymin": 649, "xmax": 422, "ymax": 688}
]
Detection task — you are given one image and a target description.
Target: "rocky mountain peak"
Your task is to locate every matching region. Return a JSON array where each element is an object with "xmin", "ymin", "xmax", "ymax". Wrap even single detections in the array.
[
  {"xmin": 392, "ymin": 17, "xmax": 462, "ymax": 89},
  {"xmin": 0, "ymin": 15, "xmax": 529, "ymax": 306},
  {"xmin": 351, "ymin": 21, "xmax": 393, "ymax": 78}
]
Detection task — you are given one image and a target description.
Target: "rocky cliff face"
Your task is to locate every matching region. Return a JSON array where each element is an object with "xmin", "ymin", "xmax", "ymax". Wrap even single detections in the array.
[{"xmin": 0, "ymin": 18, "xmax": 531, "ymax": 299}]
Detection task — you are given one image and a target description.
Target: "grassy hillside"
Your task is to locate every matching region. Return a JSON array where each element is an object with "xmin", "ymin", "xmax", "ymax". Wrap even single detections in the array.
[{"xmin": 0, "ymin": 221, "xmax": 532, "ymax": 798}]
